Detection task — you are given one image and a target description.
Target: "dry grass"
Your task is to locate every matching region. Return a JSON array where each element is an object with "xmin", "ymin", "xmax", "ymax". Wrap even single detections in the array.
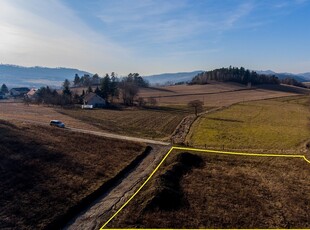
[
  {"xmin": 188, "ymin": 96, "xmax": 310, "ymax": 153},
  {"xmin": 108, "ymin": 150, "xmax": 310, "ymax": 228},
  {"xmin": 138, "ymin": 82, "xmax": 301, "ymax": 106},
  {"xmin": 0, "ymin": 120, "xmax": 145, "ymax": 230},
  {"xmin": 57, "ymin": 106, "xmax": 192, "ymax": 140},
  {"xmin": 0, "ymin": 102, "xmax": 192, "ymax": 140},
  {"xmin": 0, "ymin": 102, "xmax": 102, "ymax": 131}
]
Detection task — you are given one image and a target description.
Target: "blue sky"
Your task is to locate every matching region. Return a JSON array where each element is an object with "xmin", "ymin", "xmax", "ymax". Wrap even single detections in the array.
[{"xmin": 0, "ymin": 0, "xmax": 310, "ymax": 75}]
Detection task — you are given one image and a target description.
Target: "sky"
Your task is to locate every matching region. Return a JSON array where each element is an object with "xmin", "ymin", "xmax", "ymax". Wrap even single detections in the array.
[{"xmin": 0, "ymin": 0, "xmax": 310, "ymax": 75}]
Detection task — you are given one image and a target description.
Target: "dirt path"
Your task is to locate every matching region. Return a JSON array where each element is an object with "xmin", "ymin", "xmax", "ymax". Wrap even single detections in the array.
[
  {"xmin": 64, "ymin": 145, "xmax": 171, "ymax": 230},
  {"xmin": 68, "ymin": 127, "xmax": 170, "ymax": 146}
]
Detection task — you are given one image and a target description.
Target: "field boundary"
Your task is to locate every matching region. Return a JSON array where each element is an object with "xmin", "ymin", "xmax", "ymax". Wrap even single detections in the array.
[{"xmin": 100, "ymin": 146, "xmax": 310, "ymax": 229}]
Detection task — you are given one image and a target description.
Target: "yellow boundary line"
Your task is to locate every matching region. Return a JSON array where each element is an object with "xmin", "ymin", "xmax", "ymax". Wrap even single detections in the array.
[{"xmin": 100, "ymin": 146, "xmax": 310, "ymax": 229}]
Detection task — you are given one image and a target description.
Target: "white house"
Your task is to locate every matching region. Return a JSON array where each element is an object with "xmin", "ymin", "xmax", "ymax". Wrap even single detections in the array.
[{"xmin": 83, "ymin": 92, "xmax": 106, "ymax": 108}]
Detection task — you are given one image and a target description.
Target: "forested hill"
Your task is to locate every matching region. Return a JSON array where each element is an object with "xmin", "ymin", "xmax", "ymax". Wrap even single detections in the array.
[
  {"xmin": 191, "ymin": 67, "xmax": 279, "ymax": 85},
  {"xmin": 0, "ymin": 64, "xmax": 91, "ymax": 88}
]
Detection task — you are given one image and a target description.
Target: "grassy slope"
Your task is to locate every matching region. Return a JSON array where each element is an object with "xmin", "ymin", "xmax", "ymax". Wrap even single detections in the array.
[
  {"xmin": 187, "ymin": 96, "xmax": 310, "ymax": 152},
  {"xmin": 108, "ymin": 150, "xmax": 310, "ymax": 228},
  {"xmin": 57, "ymin": 106, "xmax": 192, "ymax": 140},
  {"xmin": 0, "ymin": 120, "xmax": 144, "ymax": 230}
]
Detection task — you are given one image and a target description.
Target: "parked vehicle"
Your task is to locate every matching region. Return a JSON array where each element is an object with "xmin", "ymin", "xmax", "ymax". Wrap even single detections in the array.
[{"xmin": 49, "ymin": 120, "xmax": 65, "ymax": 128}]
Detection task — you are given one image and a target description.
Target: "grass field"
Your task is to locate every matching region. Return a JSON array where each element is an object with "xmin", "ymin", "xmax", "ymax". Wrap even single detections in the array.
[
  {"xmin": 107, "ymin": 150, "xmax": 310, "ymax": 228},
  {"xmin": 187, "ymin": 96, "xmax": 310, "ymax": 153},
  {"xmin": 0, "ymin": 120, "xmax": 145, "ymax": 230},
  {"xmin": 58, "ymin": 106, "xmax": 192, "ymax": 140}
]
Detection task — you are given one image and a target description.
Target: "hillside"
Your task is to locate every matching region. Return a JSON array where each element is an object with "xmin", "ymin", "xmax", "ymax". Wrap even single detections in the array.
[
  {"xmin": 0, "ymin": 64, "xmax": 91, "ymax": 88},
  {"xmin": 143, "ymin": 71, "xmax": 203, "ymax": 85},
  {"xmin": 0, "ymin": 119, "xmax": 145, "ymax": 229},
  {"xmin": 138, "ymin": 81, "xmax": 304, "ymax": 106},
  {"xmin": 256, "ymin": 70, "xmax": 307, "ymax": 82}
]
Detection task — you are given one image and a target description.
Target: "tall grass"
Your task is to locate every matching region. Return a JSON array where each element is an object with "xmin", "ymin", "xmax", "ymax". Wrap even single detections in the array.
[
  {"xmin": 0, "ymin": 120, "xmax": 144, "ymax": 229},
  {"xmin": 187, "ymin": 96, "xmax": 310, "ymax": 153}
]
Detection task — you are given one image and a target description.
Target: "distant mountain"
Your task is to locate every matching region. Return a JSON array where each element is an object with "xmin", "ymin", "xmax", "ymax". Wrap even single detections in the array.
[
  {"xmin": 299, "ymin": 72, "xmax": 310, "ymax": 80},
  {"xmin": 256, "ymin": 70, "xmax": 277, "ymax": 75},
  {"xmin": 0, "ymin": 64, "xmax": 92, "ymax": 88},
  {"xmin": 256, "ymin": 70, "xmax": 307, "ymax": 82},
  {"xmin": 143, "ymin": 70, "xmax": 204, "ymax": 85}
]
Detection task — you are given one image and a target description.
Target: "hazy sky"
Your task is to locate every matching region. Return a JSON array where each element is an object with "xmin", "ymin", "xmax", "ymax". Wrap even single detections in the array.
[{"xmin": 0, "ymin": 0, "xmax": 310, "ymax": 75}]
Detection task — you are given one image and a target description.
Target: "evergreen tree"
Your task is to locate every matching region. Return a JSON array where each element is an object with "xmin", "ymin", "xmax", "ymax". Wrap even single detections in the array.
[
  {"xmin": 110, "ymin": 72, "xmax": 119, "ymax": 102},
  {"xmin": 0, "ymin": 84, "xmax": 9, "ymax": 93},
  {"xmin": 92, "ymin": 73, "xmax": 100, "ymax": 84},
  {"xmin": 74, "ymin": 74, "xmax": 80, "ymax": 86},
  {"xmin": 94, "ymin": 86, "xmax": 101, "ymax": 95},
  {"xmin": 87, "ymin": 85, "xmax": 93, "ymax": 93},
  {"xmin": 100, "ymin": 74, "xmax": 111, "ymax": 101},
  {"xmin": 63, "ymin": 79, "xmax": 71, "ymax": 88}
]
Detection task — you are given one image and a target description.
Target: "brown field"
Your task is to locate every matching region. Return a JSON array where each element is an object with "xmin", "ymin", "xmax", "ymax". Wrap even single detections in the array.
[
  {"xmin": 69, "ymin": 82, "xmax": 305, "ymax": 107},
  {"xmin": 108, "ymin": 150, "xmax": 310, "ymax": 229},
  {"xmin": 57, "ymin": 106, "xmax": 193, "ymax": 140},
  {"xmin": 0, "ymin": 120, "xmax": 145, "ymax": 230},
  {"xmin": 0, "ymin": 102, "xmax": 193, "ymax": 140},
  {"xmin": 0, "ymin": 102, "xmax": 102, "ymax": 131},
  {"xmin": 138, "ymin": 82, "xmax": 306, "ymax": 106}
]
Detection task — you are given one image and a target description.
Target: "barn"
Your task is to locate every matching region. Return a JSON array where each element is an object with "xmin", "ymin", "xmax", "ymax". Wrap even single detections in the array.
[{"xmin": 83, "ymin": 92, "xmax": 106, "ymax": 108}]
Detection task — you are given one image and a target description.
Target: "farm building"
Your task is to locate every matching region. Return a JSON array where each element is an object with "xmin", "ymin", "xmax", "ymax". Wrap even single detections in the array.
[
  {"xmin": 83, "ymin": 92, "xmax": 106, "ymax": 108},
  {"xmin": 10, "ymin": 87, "xmax": 30, "ymax": 97}
]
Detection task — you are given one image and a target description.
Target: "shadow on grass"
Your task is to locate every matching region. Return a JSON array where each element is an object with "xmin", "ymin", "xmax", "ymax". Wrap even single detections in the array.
[
  {"xmin": 144, "ymin": 152, "xmax": 204, "ymax": 212},
  {"xmin": 0, "ymin": 120, "xmax": 87, "ymax": 229}
]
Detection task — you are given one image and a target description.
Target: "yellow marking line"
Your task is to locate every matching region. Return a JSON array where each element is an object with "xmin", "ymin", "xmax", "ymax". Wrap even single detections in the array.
[{"xmin": 100, "ymin": 146, "xmax": 310, "ymax": 229}]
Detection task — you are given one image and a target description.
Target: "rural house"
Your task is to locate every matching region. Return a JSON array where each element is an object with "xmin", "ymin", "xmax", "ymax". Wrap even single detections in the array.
[
  {"xmin": 83, "ymin": 92, "xmax": 106, "ymax": 108},
  {"xmin": 10, "ymin": 87, "xmax": 30, "ymax": 97}
]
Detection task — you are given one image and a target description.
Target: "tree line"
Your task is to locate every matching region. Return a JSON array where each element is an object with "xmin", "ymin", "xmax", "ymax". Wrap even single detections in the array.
[
  {"xmin": 191, "ymin": 66, "xmax": 280, "ymax": 85},
  {"xmin": 280, "ymin": 77, "xmax": 307, "ymax": 88},
  {"xmin": 33, "ymin": 72, "xmax": 150, "ymax": 106}
]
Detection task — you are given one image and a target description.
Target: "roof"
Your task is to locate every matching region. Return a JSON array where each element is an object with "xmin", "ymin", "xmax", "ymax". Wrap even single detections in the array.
[
  {"xmin": 11, "ymin": 87, "xmax": 30, "ymax": 92},
  {"xmin": 83, "ymin": 92, "xmax": 104, "ymax": 101},
  {"xmin": 27, "ymin": 88, "xmax": 37, "ymax": 96}
]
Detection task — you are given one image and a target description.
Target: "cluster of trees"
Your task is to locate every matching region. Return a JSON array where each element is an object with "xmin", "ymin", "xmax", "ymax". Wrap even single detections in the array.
[
  {"xmin": 119, "ymin": 73, "xmax": 149, "ymax": 105},
  {"xmin": 30, "ymin": 86, "xmax": 79, "ymax": 106},
  {"xmin": 280, "ymin": 77, "xmax": 307, "ymax": 88},
  {"xmin": 191, "ymin": 67, "xmax": 280, "ymax": 85},
  {"xmin": 73, "ymin": 74, "xmax": 100, "ymax": 87},
  {"xmin": 1, "ymin": 84, "xmax": 9, "ymax": 93},
  {"xmin": 82, "ymin": 72, "xmax": 149, "ymax": 106},
  {"xmin": 86, "ymin": 73, "xmax": 119, "ymax": 103},
  {"xmin": 33, "ymin": 72, "xmax": 150, "ymax": 107}
]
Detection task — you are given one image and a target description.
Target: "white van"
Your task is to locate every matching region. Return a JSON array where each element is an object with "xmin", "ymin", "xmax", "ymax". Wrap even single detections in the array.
[{"xmin": 49, "ymin": 120, "xmax": 65, "ymax": 128}]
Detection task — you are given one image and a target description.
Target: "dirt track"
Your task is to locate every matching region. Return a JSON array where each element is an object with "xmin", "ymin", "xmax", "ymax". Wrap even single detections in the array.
[{"xmin": 64, "ymin": 145, "xmax": 170, "ymax": 230}]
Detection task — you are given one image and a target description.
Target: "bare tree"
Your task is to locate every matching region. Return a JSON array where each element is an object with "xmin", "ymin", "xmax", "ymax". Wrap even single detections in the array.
[
  {"xmin": 119, "ymin": 77, "xmax": 139, "ymax": 106},
  {"xmin": 188, "ymin": 100, "xmax": 204, "ymax": 116},
  {"xmin": 137, "ymin": 97, "xmax": 146, "ymax": 107},
  {"xmin": 147, "ymin": 97, "xmax": 157, "ymax": 106}
]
